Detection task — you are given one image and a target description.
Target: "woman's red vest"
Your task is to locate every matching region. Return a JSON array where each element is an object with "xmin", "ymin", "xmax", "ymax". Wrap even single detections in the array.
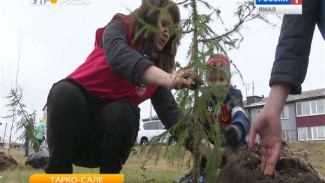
[{"xmin": 67, "ymin": 14, "xmax": 158, "ymax": 105}]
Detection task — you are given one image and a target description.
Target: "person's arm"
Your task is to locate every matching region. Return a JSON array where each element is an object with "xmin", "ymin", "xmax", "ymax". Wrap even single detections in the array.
[
  {"xmin": 228, "ymin": 89, "xmax": 250, "ymax": 144},
  {"xmin": 151, "ymin": 89, "xmax": 228, "ymax": 158},
  {"xmin": 250, "ymin": 0, "xmax": 320, "ymax": 176},
  {"xmin": 197, "ymin": 139, "xmax": 229, "ymax": 158},
  {"xmin": 102, "ymin": 20, "xmax": 201, "ymax": 90},
  {"xmin": 269, "ymin": 0, "xmax": 321, "ymax": 94},
  {"xmin": 150, "ymin": 87, "xmax": 180, "ymax": 129},
  {"xmin": 249, "ymin": 83, "xmax": 291, "ymax": 176},
  {"xmin": 102, "ymin": 20, "xmax": 153, "ymax": 86},
  {"xmin": 141, "ymin": 67, "xmax": 202, "ymax": 90},
  {"xmin": 263, "ymin": 83, "xmax": 291, "ymax": 118},
  {"xmin": 151, "ymin": 87, "xmax": 201, "ymax": 152}
]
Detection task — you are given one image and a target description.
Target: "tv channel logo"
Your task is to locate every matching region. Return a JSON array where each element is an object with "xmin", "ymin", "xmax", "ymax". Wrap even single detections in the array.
[
  {"xmin": 30, "ymin": 0, "xmax": 57, "ymax": 5},
  {"xmin": 255, "ymin": 0, "xmax": 302, "ymax": 14},
  {"xmin": 30, "ymin": 0, "xmax": 91, "ymax": 6}
]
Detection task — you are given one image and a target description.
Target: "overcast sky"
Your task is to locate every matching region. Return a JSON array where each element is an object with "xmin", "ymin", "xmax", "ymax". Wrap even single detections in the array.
[{"xmin": 0, "ymin": 0, "xmax": 324, "ymax": 141}]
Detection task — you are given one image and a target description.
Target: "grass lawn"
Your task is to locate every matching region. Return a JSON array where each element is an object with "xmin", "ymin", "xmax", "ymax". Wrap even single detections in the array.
[
  {"xmin": 289, "ymin": 140, "xmax": 325, "ymax": 177},
  {"xmin": 0, "ymin": 146, "xmax": 190, "ymax": 183},
  {"xmin": 0, "ymin": 141, "xmax": 324, "ymax": 183}
]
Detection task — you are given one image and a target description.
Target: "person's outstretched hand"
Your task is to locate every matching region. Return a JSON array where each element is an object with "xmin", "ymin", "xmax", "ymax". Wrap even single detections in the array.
[
  {"xmin": 139, "ymin": 66, "xmax": 202, "ymax": 90},
  {"xmin": 249, "ymin": 83, "xmax": 291, "ymax": 176},
  {"xmin": 249, "ymin": 108, "xmax": 282, "ymax": 176},
  {"xmin": 168, "ymin": 69, "xmax": 203, "ymax": 90}
]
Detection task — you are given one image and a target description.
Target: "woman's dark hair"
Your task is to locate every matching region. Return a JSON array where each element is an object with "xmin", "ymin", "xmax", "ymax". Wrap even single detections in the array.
[{"xmin": 130, "ymin": 0, "xmax": 181, "ymax": 73}]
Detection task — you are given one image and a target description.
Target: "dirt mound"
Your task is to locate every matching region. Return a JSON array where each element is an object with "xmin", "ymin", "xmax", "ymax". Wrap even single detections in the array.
[
  {"xmin": 216, "ymin": 141, "xmax": 325, "ymax": 183},
  {"xmin": 0, "ymin": 151, "xmax": 18, "ymax": 171}
]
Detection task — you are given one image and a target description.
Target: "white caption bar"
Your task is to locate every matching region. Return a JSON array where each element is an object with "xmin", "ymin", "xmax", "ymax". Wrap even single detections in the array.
[{"xmin": 255, "ymin": 5, "xmax": 302, "ymax": 14}]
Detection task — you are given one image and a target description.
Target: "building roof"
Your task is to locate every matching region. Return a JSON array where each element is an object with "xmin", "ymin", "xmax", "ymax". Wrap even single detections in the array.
[{"xmin": 245, "ymin": 88, "xmax": 325, "ymax": 108}]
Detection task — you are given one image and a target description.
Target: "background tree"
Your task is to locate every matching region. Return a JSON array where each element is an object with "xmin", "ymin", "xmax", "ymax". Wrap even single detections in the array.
[
  {"xmin": 1, "ymin": 32, "xmax": 38, "ymax": 154},
  {"xmin": 3, "ymin": 87, "xmax": 38, "ymax": 154}
]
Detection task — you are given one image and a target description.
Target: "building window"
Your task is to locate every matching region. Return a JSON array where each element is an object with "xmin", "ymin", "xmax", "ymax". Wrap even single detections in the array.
[
  {"xmin": 297, "ymin": 103, "xmax": 302, "ymax": 116},
  {"xmin": 298, "ymin": 128, "xmax": 308, "ymax": 140},
  {"xmin": 296, "ymin": 99, "xmax": 325, "ymax": 117},
  {"xmin": 311, "ymin": 101, "xmax": 317, "ymax": 115},
  {"xmin": 313, "ymin": 127, "xmax": 318, "ymax": 139},
  {"xmin": 307, "ymin": 127, "xmax": 312, "ymax": 139},
  {"xmin": 317, "ymin": 100, "xmax": 325, "ymax": 114},
  {"xmin": 298, "ymin": 126, "xmax": 325, "ymax": 141},
  {"xmin": 281, "ymin": 105, "xmax": 289, "ymax": 119},
  {"xmin": 302, "ymin": 103, "xmax": 310, "ymax": 116},
  {"xmin": 317, "ymin": 126, "xmax": 325, "ymax": 138}
]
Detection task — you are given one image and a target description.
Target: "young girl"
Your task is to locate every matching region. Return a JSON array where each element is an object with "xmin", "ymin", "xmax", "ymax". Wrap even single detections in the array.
[{"xmin": 45, "ymin": 0, "xmax": 201, "ymax": 173}]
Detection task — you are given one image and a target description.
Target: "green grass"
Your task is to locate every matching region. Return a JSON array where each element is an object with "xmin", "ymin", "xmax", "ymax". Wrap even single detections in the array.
[
  {"xmin": 0, "ymin": 141, "xmax": 324, "ymax": 183},
  {"xmin": 289, "ymin": 140, "xmax": 325, "ymax": 177},
  {"xmin": 0, "ymin": 147, "xmax": 189, "ymax": 183}
]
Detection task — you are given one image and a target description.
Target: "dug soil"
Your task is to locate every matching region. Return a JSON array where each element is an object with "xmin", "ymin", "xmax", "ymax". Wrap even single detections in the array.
[
  {"xmin": 0, "ymin": 151, "xmax": 18, "ymax": 171},
  {"xmin": 216, "ymin": 141, "xmax": 325, "ymax": 183}
]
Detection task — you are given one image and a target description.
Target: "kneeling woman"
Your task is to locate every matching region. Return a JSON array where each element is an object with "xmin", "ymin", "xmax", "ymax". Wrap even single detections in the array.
[{"xmin": 45, "ymin": 0, "xmax": 201, "ymax": 173}]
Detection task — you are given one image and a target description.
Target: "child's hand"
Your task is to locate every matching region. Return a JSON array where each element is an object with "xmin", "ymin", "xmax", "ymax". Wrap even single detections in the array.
[
  {"xmin": 224, "ymin": 125, "xmax": 242, "ymax": 149},
  {"xmin": 220, "ymin": 147, "xmax": 231, "ymax": 158}
]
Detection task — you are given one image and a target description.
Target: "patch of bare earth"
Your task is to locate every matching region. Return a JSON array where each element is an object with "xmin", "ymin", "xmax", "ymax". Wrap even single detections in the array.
[
  {"xmin": 0, "ymin": 151, "xmax": 18, "ymax": 171},
  {"xmin": 216, "ymin": 141, "xmax": 325, "ymax": 183}
]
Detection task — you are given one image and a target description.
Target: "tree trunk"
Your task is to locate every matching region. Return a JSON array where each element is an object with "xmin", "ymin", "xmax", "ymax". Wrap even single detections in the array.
[
  {"xmin": 191, "ymin": 0, "xmax": 199, "ymax": 182},
  {"xmin": 8, "ymin": 107, "xmax": 16, "ymax": 154},
  {"xmin": 3, "ymin": 121, "xmax": 7, "ymax": 145}
]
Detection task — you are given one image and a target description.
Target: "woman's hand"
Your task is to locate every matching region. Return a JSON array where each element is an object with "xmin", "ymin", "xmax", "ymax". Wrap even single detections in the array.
[
  {"xmin": 140, "ymin": 66, "xmax": 202, "ymax": 90},
  {"xmin": 166, "ymin": 69, "xmax": 203, "ymax": 90}
]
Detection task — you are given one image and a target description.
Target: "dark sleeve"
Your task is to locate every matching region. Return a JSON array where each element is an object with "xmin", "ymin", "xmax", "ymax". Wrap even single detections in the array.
[
  {"xmin": 151, "ymin": 87, "xmax": 196, "ymax": 151},
  {"xmin": 228, "ymin": 87, "xmax": 244, "ymax": 107},
  {"xmin": 269, "ymin": 0, "xmax": 321, "ymax": 94},
  {"xmin": 102, "ymin": 20, "xmax": 153, "ymax": 85},
  {"xmin": 150, "ymin": 87, "xmax": 181, "ymax": 129},
  {"xmin": 228, "ymin": 89, "xmax": 250, "ymax": 144}
]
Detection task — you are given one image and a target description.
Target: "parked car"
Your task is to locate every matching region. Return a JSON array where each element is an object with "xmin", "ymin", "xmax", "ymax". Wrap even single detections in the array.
[{"xmin": 136, "ymin": 120, "xmax": 177, "ymax": 146}]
